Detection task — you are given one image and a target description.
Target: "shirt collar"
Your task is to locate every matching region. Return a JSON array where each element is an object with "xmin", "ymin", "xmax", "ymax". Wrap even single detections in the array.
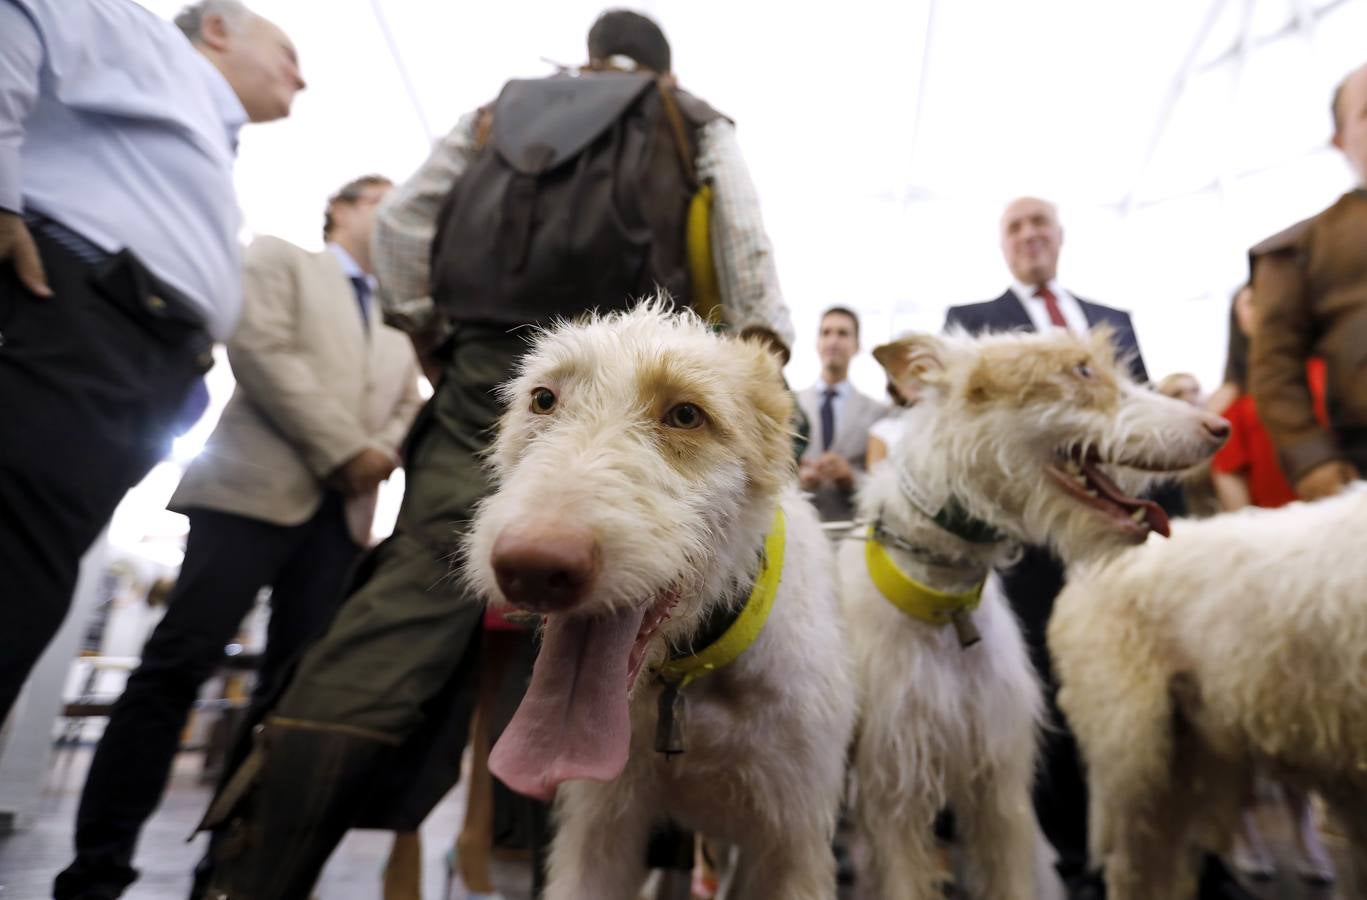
[
  {"xmin": 192, "ymin": 52, "xmax": 249, "ymax": 152},
  {"xmin": 818, "ymin": 379, "xmax": 851, "ymax": 399},
  {"xmin": 328, "ymin": 242, "xmax": 369, "ymax": 281},
  {"xmin": 1010, "ymin": 278, "xmax": 1068, "ymax": 305}
]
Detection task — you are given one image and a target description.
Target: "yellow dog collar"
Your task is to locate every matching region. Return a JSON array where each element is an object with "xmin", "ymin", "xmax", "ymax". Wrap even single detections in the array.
[
  {"xmin": 655, "ymin": 507, "xmax": 785, "ymax": 689},
  {"xmin": 866, "ymin": 525, "xmax": 982, "ymax": 625}
]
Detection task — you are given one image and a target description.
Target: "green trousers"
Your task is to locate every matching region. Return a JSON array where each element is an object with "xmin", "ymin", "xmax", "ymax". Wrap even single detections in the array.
[{"xmin": 273, "ymin": 323, "xmax": 527, "ymax": 737}]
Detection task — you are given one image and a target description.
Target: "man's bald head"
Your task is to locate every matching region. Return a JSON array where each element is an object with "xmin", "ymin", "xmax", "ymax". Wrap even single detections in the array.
[
  {"xmin": 176, "ymin": 1, "xmax": 305, "ymax": 123},
  {"xmin": 1332, "ymin": 62, "xmax": 1367, "ymax": 184},
  {"xmin": 1000, "ymin": 197, "xmax": 1063, "ymax": 286}
]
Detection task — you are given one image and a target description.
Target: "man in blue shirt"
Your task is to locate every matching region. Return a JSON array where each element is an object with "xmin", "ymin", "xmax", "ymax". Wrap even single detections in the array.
[{"xmin": 0, "ymin": 0, "xmax": 305, "ymax": 726}]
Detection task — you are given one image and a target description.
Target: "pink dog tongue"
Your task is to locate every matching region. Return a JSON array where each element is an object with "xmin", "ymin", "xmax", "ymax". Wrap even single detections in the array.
[{"xmin": 489, "ymin": 606, "xmax": 647, "ymax": 802}]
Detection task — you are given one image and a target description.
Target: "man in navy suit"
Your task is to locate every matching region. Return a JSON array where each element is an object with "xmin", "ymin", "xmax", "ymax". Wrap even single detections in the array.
[
  {"xmin": 944, "ymin": 197, "xmax": 1250, "ymax": 900},
  {"xmin": 945, "ymin": 196, "xmax": 1148, "ymax": 382}
]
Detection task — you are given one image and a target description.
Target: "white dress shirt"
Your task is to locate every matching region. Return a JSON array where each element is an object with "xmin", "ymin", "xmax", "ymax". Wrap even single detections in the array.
[
  {"xmin": 868, "ymin": 413, "xmax": 906, "ymax": 460},
  {"xmin": 1009, "ymin": 278, "xmax": 1090, "ymax": 334},
  {"xmin": 0, "ymin": 0, "xmax": 248, "ymax": 339}
]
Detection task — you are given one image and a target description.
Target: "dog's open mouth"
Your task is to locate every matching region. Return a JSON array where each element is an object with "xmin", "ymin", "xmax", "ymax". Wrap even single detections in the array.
[
  {"xmin": 488, "ymin": 588, "xmax": 679, "ymax": 802},
  {"xmin": 1046, "ymin": 447, "xmax": 1170, "ymax": 540}
]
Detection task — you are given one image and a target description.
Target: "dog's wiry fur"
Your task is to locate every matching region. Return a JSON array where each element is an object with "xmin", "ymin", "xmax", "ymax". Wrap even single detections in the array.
[
  {"xmin": 465, "ymin": 301, "xmax": 855, "ymax": 900},
  {"xmin": 844, "ymin": 328, "xmax": 1227, "ymax": 899},
  {"xmin": 1051, "ymin": 486, "xmax": 1367, "ymax": 899}
]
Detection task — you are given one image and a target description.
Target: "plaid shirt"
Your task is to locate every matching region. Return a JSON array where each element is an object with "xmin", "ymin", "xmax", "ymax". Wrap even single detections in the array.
[{"xmin": 371, "ymin": 111, "xmax": 794, "ymax": 348}]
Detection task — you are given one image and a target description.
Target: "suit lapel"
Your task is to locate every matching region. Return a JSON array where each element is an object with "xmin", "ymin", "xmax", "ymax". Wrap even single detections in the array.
[
  {"xmin": 319, "ymin": 251, "xmax": 370, "ymax": 363},
  {"xmin": 993, "ymin": 290, "xmax": 1037, "ymax": 332},
  {"xmin": 834, "ymin": 390, "xmax": 874, "ymax": 458}
]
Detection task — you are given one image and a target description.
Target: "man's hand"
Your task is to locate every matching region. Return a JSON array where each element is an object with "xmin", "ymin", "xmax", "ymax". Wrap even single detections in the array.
[
  {"xmin": 0, "ymin": 211, "xmax": 52, "ymax": 298},
  {"xmin": 800, "ymin": 453, "xmax": 856, "ymax": 491},
  {"xmin": 328, "ymin": 447, "xmax": 397, "ymax": 496},
  {"xmin": 1294, "ymin": 459, "xmax": 1359, "ymax": 502},
  {"xmin": 816, "ymin": 452, "xmax": 855, "ymax": 490}
]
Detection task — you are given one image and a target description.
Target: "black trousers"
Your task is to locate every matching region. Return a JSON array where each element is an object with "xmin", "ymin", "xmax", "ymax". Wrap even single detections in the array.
[
  {"xmin": 0, "ymin": 233, "xmax": 210, "ymax": 725},
  {"xmin": 54, "ymin": 497, "xmax": 361, "ymax": 898},
  {"xmin": 997, "ymin": 547, "xmax": 1095, "ymax": 886}
]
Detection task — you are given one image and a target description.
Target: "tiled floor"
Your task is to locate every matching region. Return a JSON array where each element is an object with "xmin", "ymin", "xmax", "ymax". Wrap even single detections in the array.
[{"xmin": 0, "ymin": 747, "xmax": 1352, "ymax": 899}]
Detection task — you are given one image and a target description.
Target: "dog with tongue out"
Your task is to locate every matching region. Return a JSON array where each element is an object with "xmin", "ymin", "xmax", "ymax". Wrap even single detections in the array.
[{"xmin": 464, "ymin": 303, "xmax": 856, "ymax": 900}]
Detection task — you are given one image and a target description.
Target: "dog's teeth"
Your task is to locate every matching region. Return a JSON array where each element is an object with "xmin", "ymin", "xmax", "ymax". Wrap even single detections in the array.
[
  {"xmin": 1065, "ymin": 459, "xmax": 1082, "ymax": 475},
  {"xmin": 1130, "ymin": 508, "xmax": 1146, "ymax": 522},
  {"xmin": 1085, "ymin": 488, "xmax": 1099, "ymax": 497}
]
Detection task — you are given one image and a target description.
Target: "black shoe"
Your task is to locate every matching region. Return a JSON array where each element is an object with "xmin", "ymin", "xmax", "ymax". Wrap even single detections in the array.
[
  {"xmin": 1061, "ymin": 870, "xmax": 1106, "ymax": 900},
  {"xmin": 52, "ymin": 857, "xmax": 135, "ymax": 900},
  {"xmin": 833, "ymin": 839, "xmax": 857, "ymax": 886},
  {"xmin": 1198, "ymin": 855, "xmax": 1259, "ymax": 900}
]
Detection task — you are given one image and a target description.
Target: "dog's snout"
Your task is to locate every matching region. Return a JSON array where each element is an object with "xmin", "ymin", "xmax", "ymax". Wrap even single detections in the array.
[
  {"xmin": 491, "ymin": 521, "xmax": 600, "ymax": 612},
  {"xmin": 1202, "ymin": 414, "xmax": 1231, "ymax": 444}
]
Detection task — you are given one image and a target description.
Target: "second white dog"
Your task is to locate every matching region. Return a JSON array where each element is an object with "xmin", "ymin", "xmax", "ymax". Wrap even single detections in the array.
[{"xmin": 842, "ymin": 328, "xmax": 1229, "ymax": 899}]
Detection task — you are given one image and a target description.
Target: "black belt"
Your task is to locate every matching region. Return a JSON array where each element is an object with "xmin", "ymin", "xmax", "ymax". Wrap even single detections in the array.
[
  {"xmin": 25, "ymin": 211, "xmax": 211, "ymax": 332},
  {"xmin": 24, "ymin": 212, "xmax": 215, "ymax": 372},
  {"xmin": 24, "ymin": 211, "xmax": 112, "ymax": 267}
]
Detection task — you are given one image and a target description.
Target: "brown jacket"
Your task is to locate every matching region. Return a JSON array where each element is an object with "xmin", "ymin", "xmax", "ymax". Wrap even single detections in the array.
[{"xmin": 1249, "ymin": 189, "xmax": 1367, "ymax": 481}]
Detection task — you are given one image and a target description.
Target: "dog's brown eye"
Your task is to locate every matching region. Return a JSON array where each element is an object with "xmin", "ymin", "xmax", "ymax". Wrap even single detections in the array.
[
  {"xmin": 1074, "ymin": 363, "xmax": 1094, "ymax": 380},
  {"xmin": 663, "ymin": 403, "xmax": 704, "ymax": 429},
  {"xmin": 530, "ymin": 387, "xmax": 557, "ymax": 414}
]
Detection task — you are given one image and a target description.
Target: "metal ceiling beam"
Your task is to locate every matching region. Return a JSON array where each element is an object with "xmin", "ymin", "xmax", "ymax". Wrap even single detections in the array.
[
  {"xmin": 1119, "ymin": 0, "xmax": 1231, "ymax": 215},
  {"xmin": 1287, "ymin": 0, "xmax": 1318, "ymax": 41},
  {"xmin": 1214, "ymin": 0, "xmax": 1258, "ymax": 201},
  {"xmin": 369, "ymin": 0, "xmax": 435, "ymax": 144},
  {"xmin": 907, "ymin": 0, "xmax": 938, "ymax": 178},
  {"xmin": 1195, "ymin": 0, "xmax": 1348, "ymax": 72}
]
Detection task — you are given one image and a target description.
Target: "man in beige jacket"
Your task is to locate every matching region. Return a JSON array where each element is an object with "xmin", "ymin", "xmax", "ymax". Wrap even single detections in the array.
[{"xmin": 55, "ymin": 174, "xmax": 423, "ymax": 899}]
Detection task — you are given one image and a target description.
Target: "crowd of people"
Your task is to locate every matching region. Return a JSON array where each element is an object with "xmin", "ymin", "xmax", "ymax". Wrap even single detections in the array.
[{"xmin": 1, "ymin": 0, "xmax": 1365, "ymax": 898}]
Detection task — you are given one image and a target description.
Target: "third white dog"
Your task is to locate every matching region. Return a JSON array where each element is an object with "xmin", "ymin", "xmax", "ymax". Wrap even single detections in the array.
[{"xmin": 1051, "ymin": 485, "xmax": 1367, "ymax": 899}]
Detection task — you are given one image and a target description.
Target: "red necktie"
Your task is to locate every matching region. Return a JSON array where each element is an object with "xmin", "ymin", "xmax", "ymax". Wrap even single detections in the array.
[{"xmin": 1035, "ymin": 286, "xmax": 1068, "ymax": 330}]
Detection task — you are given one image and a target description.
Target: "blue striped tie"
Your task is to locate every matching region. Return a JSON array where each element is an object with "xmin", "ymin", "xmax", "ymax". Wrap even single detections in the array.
[
  {"xmin": 349, "ymin": 276, "xmax": 371, "ymax": 333},
  {"xmin": 820, "ymin": 387, "xmax": 836, "ymax": 451}
]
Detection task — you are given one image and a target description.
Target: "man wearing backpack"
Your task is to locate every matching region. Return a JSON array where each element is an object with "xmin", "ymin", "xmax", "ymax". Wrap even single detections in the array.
[{"xmin": 197, "ymin": 10, "xmax": 793, "ymax": 897}]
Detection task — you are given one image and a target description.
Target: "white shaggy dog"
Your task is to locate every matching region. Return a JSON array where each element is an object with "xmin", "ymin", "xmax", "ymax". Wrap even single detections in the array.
[
  {"xmin": 464, "ymin": 304, "xmax": 855, "ymax": 900},
  {"xmin": 1050, "ymin": 485, "xmax": 1367, "ymax": 899},
  {"xmin": 842, "ymin": 328, "xmax": 1229, "ymax": 900}
]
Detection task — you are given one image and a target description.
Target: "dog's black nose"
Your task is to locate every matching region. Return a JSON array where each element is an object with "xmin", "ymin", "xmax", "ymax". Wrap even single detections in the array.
[
  {"xmin": 492, "ymin": 521, "xmax": 600, "ymax": 612},
  {"xmin": 1202, "ymin": 415, "xmax": 1231, "ymax": 443}
]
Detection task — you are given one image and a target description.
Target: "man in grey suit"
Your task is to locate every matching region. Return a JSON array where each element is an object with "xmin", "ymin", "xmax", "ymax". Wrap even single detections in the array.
[{"xmin": 797, "ymin": 306, "xmax": 887, "ymax": 522}]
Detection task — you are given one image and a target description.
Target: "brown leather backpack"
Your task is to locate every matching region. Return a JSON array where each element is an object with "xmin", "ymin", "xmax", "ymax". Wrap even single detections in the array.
[{"xmin": 429, "ymin": 70, "xmax": 723, "ymax": 327}]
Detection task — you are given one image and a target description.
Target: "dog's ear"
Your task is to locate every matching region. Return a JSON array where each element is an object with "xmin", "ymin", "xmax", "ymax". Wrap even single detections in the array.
[
  {"xmin": 1084, "ymin": 324, "xmax": 1125, "ymax": 372},
  {"xmin": 872, "ymin": 334, "xmax": 949, "ymax": 387},
  {"xmin": 737, "ymin": 325, "xmax": 792, "ymax": 367}
]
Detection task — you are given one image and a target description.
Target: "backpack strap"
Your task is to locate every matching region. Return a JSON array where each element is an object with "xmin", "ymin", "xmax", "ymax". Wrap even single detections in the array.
[
  {"xmin": 473, "ymin": 105, "xmax": 494, "ymax": 152},
  {"xmin": 655, "ymin": 77, "xmax": 698, "ymax": 186}
]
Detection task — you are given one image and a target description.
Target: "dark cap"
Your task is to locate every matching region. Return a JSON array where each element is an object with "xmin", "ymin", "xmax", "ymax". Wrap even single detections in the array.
[{"xmin": 587, "ymin": 9, "xmax": 671, "ymax": 73}]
